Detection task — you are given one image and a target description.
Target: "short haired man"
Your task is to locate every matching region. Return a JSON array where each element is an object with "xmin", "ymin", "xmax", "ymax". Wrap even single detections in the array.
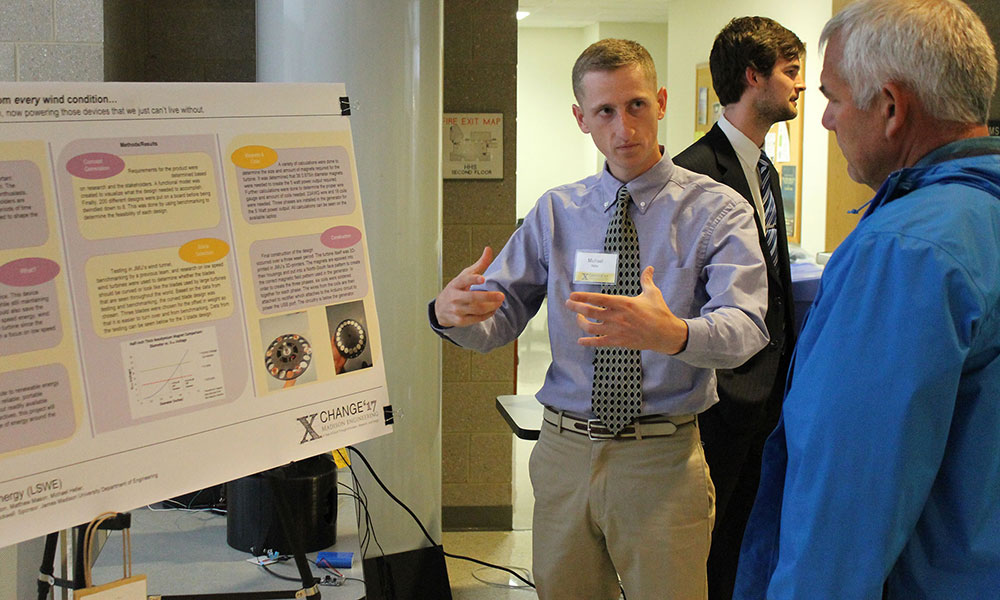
[
  {"xmin": 430, "ymin": 39, "xmax": 770, "ymax": 599},
  {"xmin": 673, "ymin": 17, "xmax": 804, "ymax": 600},
  {"xmin": 734, "ymin": 1, "xmax": 1000, "ymax": 598}
]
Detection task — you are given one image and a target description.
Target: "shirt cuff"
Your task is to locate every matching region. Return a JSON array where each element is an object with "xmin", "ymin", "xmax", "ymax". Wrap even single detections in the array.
[
  {"xmin": 428, "ymin": 300, "xmax": 461, "ymax": 345},
  {"xmin": 674, "ymin": 317, "xmax": 709, "ymax": 363}
]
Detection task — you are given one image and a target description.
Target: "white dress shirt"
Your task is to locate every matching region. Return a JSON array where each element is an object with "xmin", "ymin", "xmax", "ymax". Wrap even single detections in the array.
[{"xmin": 717, "ymin": 113, "xmax": 766, "ymax": 222}]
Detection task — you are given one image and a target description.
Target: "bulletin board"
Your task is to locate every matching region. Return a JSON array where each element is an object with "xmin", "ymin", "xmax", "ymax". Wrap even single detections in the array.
[{"xmin": 694, "ymin": 62, "xmax": 804, "ymax": 243}]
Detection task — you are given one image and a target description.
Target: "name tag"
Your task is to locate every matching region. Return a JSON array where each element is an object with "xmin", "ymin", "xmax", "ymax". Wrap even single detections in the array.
[{"xmin": 574, "ymin": 250, "xmax": 617, "ymax": 285}]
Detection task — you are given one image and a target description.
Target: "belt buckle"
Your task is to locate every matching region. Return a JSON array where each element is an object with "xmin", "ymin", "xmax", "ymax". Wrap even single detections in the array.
[{"xmin": 586, "ymin": 418, "xmax": 612, "ymax": 440}]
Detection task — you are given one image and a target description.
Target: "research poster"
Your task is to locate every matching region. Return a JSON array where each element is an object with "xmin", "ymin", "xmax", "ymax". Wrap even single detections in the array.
[{"xmin": 0, "ymin": 83, "xmax": 391, "ymax": 548}]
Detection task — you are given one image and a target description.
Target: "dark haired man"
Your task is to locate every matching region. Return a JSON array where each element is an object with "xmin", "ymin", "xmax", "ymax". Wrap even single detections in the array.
[
  {"xmin": 673, "ymin": 16, "xmax": 804, "ymax": 600},
  {"xmin": 431, "ymin": 38, "xmax": 769, "ymax": 599}
]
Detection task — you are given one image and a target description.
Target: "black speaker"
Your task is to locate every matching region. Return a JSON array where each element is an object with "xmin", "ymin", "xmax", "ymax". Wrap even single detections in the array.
[
  {"xmin": 226, "ymin": 454, "xmax": 338, "ymax": 555},
  {"xmin": 363, "ymin": 545, "xmax": 453, "ymax": 600}
]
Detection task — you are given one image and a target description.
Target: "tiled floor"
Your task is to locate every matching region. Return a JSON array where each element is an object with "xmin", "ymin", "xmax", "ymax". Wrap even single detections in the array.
[
  {"xmin": 444, "ymin": 529, "xmax": 537, "ymax": 599},
  {"xmin": 88, "ymin": 506, "xmax": 538, "ymax": 599},
  {"xmin": 441, "ymin": 307, "xmax": 545, "ymax": 598}
]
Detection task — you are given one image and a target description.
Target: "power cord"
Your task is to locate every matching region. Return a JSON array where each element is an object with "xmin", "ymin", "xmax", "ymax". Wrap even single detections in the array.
[
  {"xmin": 346, "ymin": 445, "xmax": 536, "ymax": 590},
  {"xmin": 146, "ymin": 498, "xmax": 226, "ymax": 515},
  {"xmin": 471, "ymin": 565, "xmax": 534, "ymax": 590},
  {"xmin": 341, "ymin": 458, "xmax": 386, "ymax": 559},
  {"xmin": 256, "ymin": 555, "xmax": 365, "ymax": 588}
]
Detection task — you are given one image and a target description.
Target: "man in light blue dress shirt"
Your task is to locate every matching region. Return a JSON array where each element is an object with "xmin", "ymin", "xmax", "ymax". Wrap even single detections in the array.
[{"xmin": 430, "ymin": 39, "xmax": 769, "ymax": 599}]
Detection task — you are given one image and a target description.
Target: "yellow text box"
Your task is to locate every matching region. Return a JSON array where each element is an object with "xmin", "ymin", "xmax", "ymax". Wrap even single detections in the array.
[
  {"xmin": 73, "ymin": 152, "xmax": 219, "ymax": 240},
  {"xmin": 86, "ymin": 247, "xmax": 234, "ymax": 338}
]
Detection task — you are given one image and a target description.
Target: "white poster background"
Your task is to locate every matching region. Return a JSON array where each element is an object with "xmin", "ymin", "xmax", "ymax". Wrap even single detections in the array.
[{"xmin": 0, "ymin": 83, "xmax": 390, "ymax": 549}]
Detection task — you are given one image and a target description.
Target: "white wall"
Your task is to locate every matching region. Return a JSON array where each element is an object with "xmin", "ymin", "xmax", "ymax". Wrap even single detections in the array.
[
  {"xmin": 666, "ymin": 0, "xmax": 834, "ymax": 257},
  {"xmin": 516, "ymin": 27, "xmax": 594, "ymax": 217},
  {"xmin": 257, "ymin": 0, "xmax": 444, "ymax": 555},
  {"xmin": 516, "ymin": 22, "xmax": 670, "ymax": 217}
]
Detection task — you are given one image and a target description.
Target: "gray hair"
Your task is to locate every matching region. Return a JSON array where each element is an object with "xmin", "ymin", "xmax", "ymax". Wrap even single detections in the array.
[{"xmin": 820, "ymin": 0, "xmax": 997, "ymax": 124}]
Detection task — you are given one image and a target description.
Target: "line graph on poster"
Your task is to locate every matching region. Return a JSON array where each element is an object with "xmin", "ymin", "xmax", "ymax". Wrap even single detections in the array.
[{"xmin": 122, "ymin": 327, "xmax": 225, "ymax": 419}]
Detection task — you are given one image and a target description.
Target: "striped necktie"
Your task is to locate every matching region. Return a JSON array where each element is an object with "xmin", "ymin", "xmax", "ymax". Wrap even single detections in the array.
[{"xmin": 757, "ymin": 151, "xmax": 779, "ymax": 267}]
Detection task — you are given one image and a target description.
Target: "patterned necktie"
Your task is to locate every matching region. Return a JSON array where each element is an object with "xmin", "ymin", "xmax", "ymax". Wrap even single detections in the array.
[
  {"xmin": 590, "ymin": 185, "xmax": 642, "ymax": 435},
  {"xmin": 757, "ymin": 151, "xmax": 779, "ymax": 267}
]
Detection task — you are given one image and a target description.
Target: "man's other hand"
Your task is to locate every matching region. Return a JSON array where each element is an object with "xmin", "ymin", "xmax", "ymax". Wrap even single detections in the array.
[
  {"xmin": 565, "ymin": 266, "xmax": 689, "ymax": 355},
  {"xmin": 434, "ymin": 247, "xmax": 506, "ymax": 328}
]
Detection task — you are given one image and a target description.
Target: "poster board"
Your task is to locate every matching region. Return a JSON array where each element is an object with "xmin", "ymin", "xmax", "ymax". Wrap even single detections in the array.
[
  {"xmin": 0, "ymin": 83, "xmax": 391, "ymax": 549},
  {"xmin": 693, "ymin": 62, "xmax": 804, "ymax": 243}
]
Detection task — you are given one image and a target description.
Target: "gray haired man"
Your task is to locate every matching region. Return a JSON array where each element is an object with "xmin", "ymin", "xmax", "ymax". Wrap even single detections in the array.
[{"xmin": 735, "ymin": 1, "xmax": 1000, "ymax": 598}]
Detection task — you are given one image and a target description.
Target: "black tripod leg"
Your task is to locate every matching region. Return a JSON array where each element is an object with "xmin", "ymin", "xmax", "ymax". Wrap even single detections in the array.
[
  {"xmin": 74, "ymin": 525, "xmax": 88, "ymax": 589},
  {"xmin": 267, "ymin": 472, "xmax": 320, "ymax": 599},
  {"xmin": 37, "ymin": 531, "xmax": 60, "ymax": 600}
]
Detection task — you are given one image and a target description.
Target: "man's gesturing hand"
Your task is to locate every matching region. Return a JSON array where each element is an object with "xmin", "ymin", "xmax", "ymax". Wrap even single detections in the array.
[
  {"xmin": 434, "ymin": 247, "xmax": 506, "ymax": 328},
  {"xmin": 565, "ymin": 266, "xmax": 689, "ymax": 355}
]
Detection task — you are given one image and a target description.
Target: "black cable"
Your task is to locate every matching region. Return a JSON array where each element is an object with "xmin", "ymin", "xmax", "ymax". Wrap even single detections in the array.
[
  {"xmin": 318, "ymin": 563, "xmax": 365, "ymax": 585},
  {"xmin": 343, "ymin": 456, "xmax": 385, "ymax": 559},
  {"xmin": 337, "ymin": 486, "xmax": 377, "ymax": 562},
  {"xmin": 347, "ymin": 446, "xmax": 435, "ymax": 542},
  {"xmin": 340, "ymin": 457, "xmax": 392, "ymax": 600},
  {"xmin": 346, "ymin": 445, "xmax": 536, "ymax": 589},
  {"xmin": 346, "ymin": 465, "xmax": 372, "ymax": 557},
  {"xmin": 259, "ymin": 561, "xmax": 312, "ymax": 583},
  {"xmin": 342, "ymin": 462, "xmax": 391, "ymax": 598}
]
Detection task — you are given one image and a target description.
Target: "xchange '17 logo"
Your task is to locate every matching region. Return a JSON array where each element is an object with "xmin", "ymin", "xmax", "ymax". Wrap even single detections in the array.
[{"xmin": 297, "ymin": 413, "xmax": 321, "ymax": 444}]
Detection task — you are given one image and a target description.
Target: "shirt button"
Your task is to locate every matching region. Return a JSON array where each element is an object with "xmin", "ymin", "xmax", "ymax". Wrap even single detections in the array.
[{"xmin": 640, "ymin": 202, "xmax": 646, "ymax": 207}]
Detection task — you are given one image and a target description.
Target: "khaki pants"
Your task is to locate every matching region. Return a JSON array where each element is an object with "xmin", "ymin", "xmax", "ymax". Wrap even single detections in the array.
[{"xmin": 529, "ymin": 418, "xmax": 715, "ymax": 600}]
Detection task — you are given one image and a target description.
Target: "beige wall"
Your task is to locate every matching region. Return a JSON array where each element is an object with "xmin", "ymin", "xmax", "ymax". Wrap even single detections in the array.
[
  {"xmin": 516, "ymin": 22, "xmax": 669, "ymax": 219},
  {"xmin": 666, "ymin": 0, "xmax": 834, "ymax": 258},
  {"xmin": 666, "ymin": 0, "xmax": 1000, "ymax": 255},
  {"xmin": 441, "ymin": 0, "xmax": 519, "ymax": 530}
]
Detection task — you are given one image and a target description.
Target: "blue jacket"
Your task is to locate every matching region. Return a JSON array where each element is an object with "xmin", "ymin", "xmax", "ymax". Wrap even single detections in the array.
[{"xmin": 734, "ymin": 137, "xmax": 1000, "ymax": 599}]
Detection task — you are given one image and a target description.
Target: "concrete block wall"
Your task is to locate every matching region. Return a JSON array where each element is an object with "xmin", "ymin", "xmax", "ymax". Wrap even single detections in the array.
[
  {"xmin": 0, "ymin": 2, "xmax": 103, "ymax": 595},
  {"xmin": 441, "ymin": 0, "xmax": 519, "ymax": 530},
  {"xmin": 0, "ymin": 0, "xmax": 103, "ymax": 81},
  {"xmin": 104, "ymin": 0, "xmax": 254, "ymax": 82}
]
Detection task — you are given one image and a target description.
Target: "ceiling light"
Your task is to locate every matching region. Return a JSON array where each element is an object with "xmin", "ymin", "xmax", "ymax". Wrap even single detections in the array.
[{"xmin": 516, "ymin": 11, "xmax": 530, "ymax": 20}]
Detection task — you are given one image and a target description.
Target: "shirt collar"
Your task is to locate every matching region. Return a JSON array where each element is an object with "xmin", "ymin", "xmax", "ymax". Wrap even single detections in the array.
[
  {"xmin": 914, "ymin": 136, "xmax": 1000, "ymax": 168},
  {"xmin": 862, "ymin": 136, "xmax": 1000, "ymax": 218},
  {"xmin": 598, "ymin": 147, "xmax": 674, "ymax": 214},
  {"xmin": 718, "ymin": 113, "xmax": 764, "ymax": 165}
]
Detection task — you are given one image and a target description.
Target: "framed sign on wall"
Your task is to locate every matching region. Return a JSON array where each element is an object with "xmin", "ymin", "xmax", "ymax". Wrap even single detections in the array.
[{"xmin": 442, "ymin": 113, "xmax": 503, "ymax": 179}]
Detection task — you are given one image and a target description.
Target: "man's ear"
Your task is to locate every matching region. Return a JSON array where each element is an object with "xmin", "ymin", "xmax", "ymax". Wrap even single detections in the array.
[
  {"xmin": 656, "ymin": 86, "xmax": 667, "ymax": 119},
  {"xmin": 744, "ymin": 66, "xmax": 763, "ymax": 89},
  {"xmin": 572, "ymin": 104, "xmax": 590, "ymax": 134},
  {"xmin": 880, "ymin": 82, "xmax": 908, "ymax": 139}
]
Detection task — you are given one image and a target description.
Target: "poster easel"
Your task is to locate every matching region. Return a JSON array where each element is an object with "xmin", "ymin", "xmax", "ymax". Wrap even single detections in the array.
[{"xmin": 1, "ymin": 83, "xmax": 390, "ymax": 555}]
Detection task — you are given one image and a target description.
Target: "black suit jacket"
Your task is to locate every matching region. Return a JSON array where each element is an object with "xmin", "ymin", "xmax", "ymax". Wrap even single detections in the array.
[{"xmin": 674, "ymin": 123, "xmax": 796, "ymax": 408}]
